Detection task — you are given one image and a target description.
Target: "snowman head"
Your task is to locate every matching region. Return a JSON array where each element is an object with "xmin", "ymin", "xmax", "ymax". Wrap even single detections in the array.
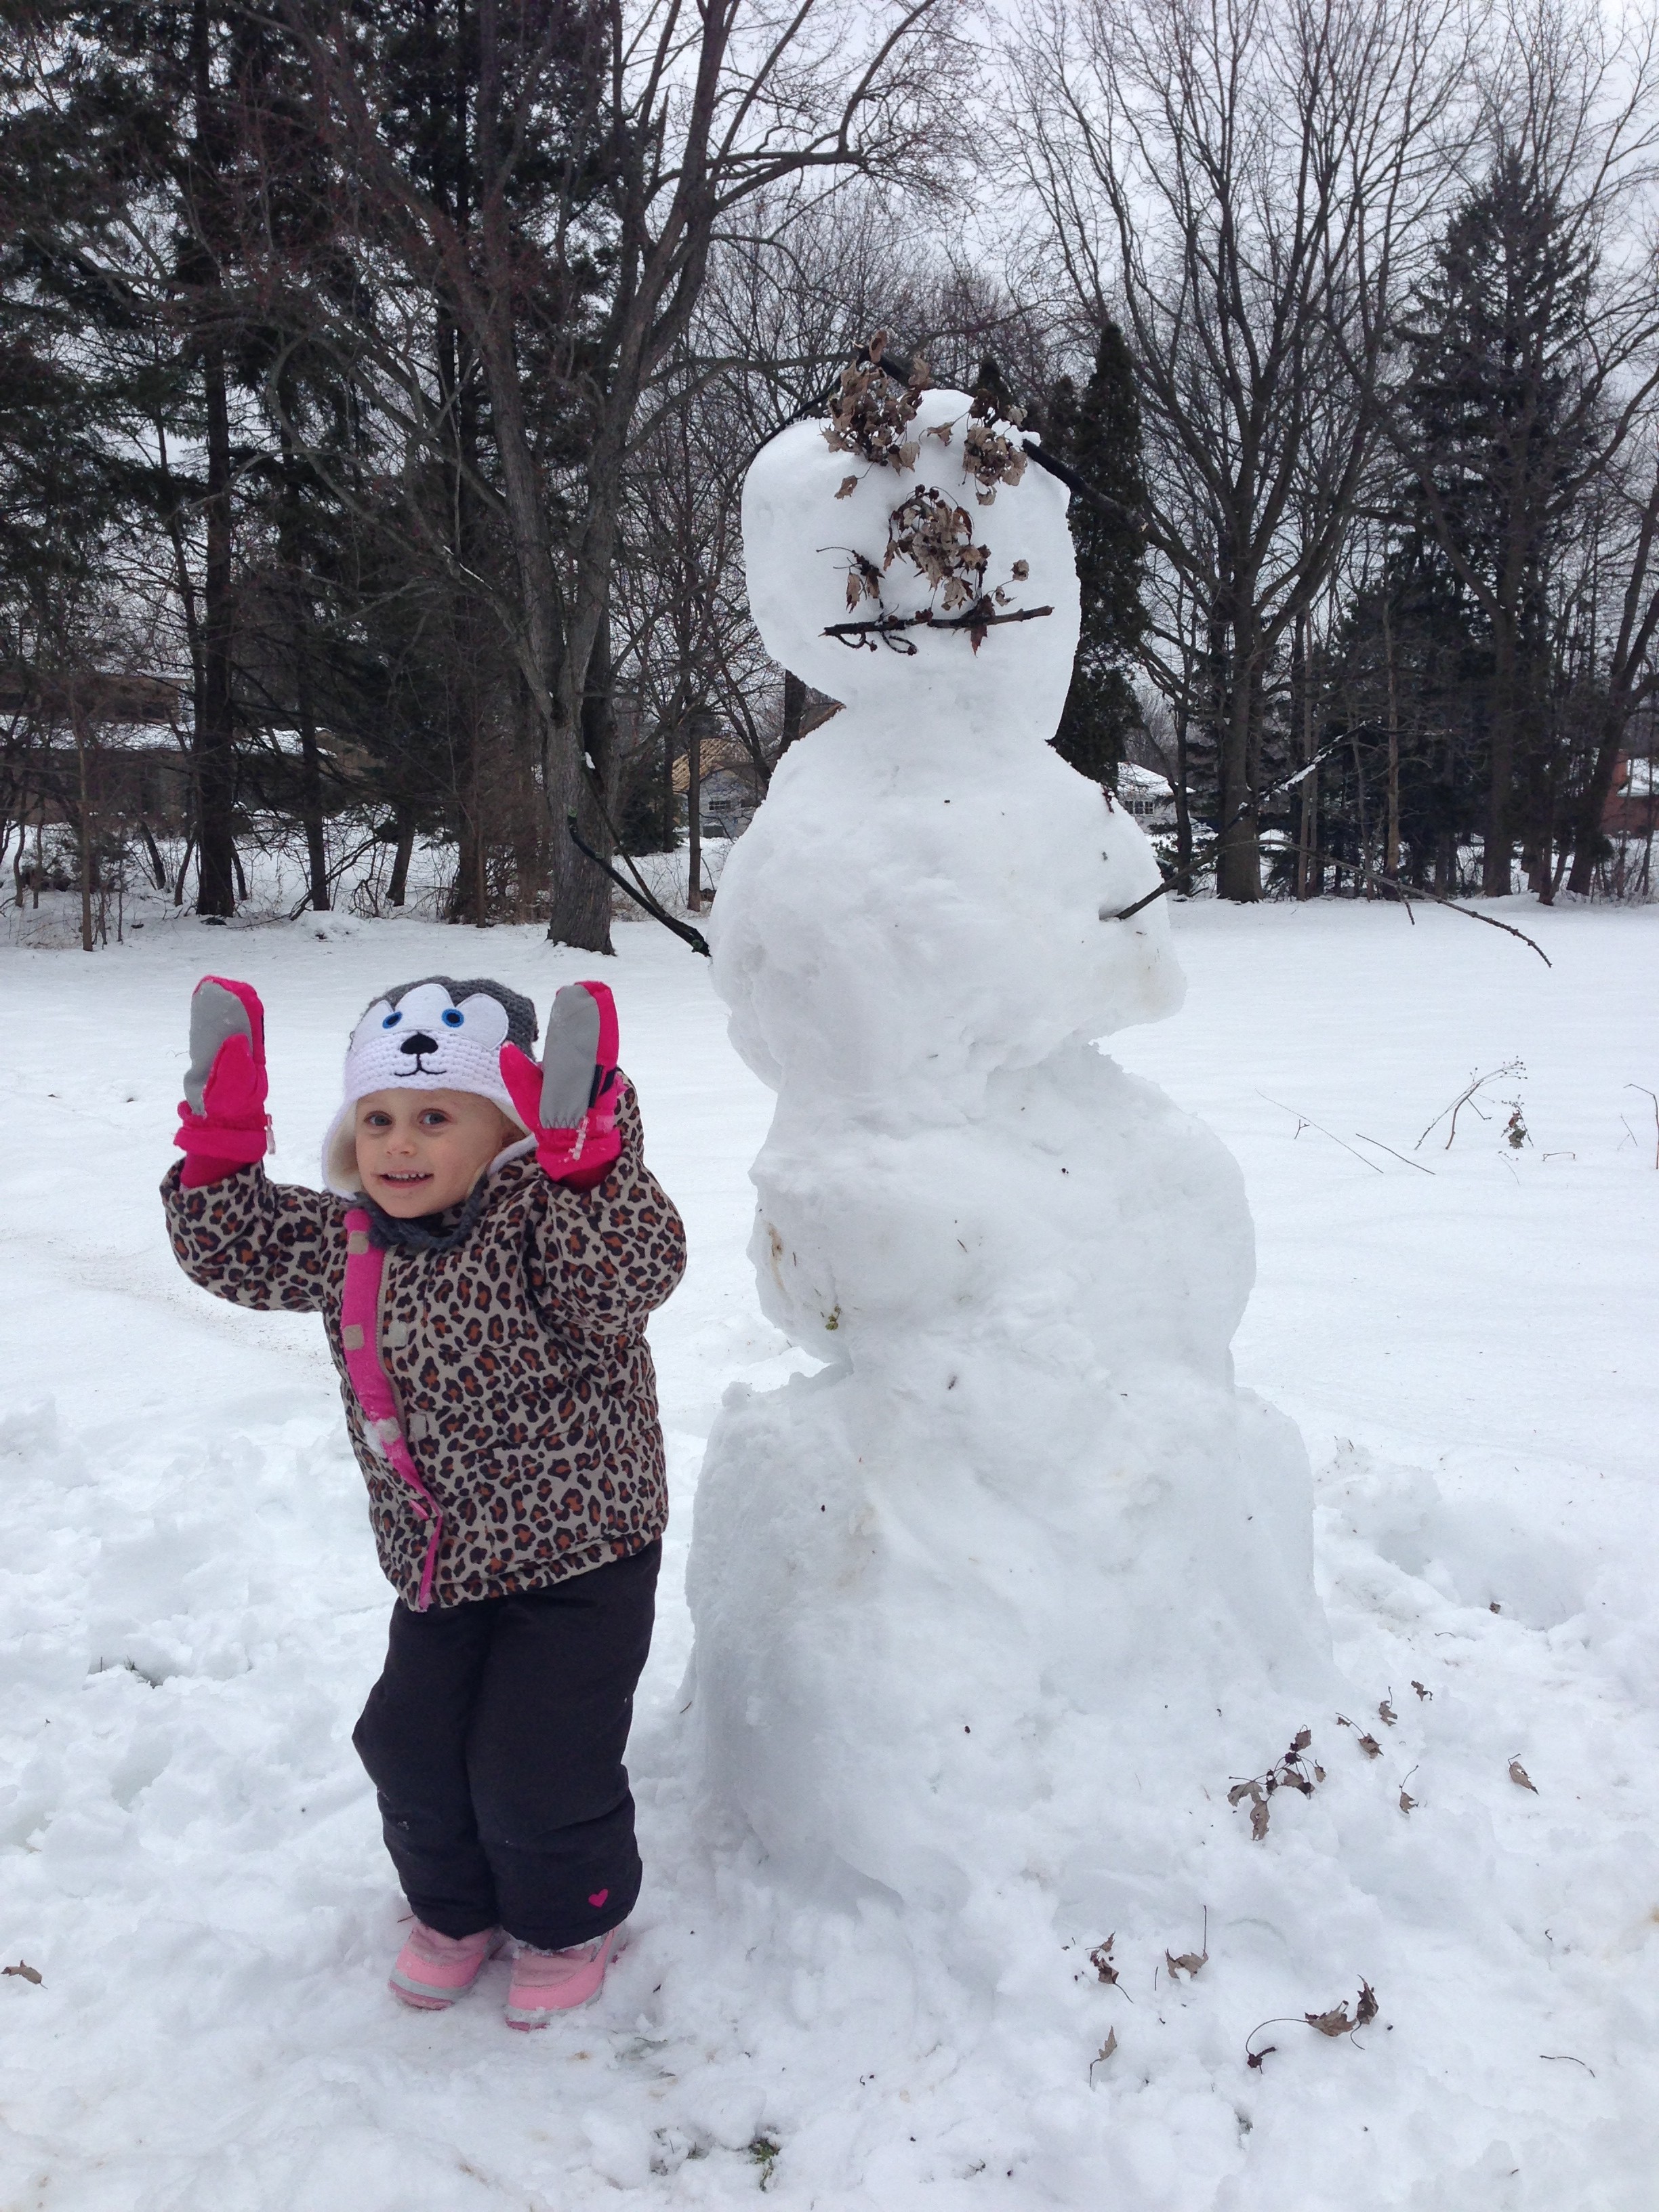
[{"xmin": 741, "ymin": 384, "xmax": 1083, "ymax": 737}]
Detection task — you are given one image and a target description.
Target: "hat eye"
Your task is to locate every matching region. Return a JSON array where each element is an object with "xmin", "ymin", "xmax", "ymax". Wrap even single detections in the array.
[
  {"xmin": 382, "ymin": 1010, "xmax": 403, "ymax": 1030},
  {"xmin": 441, "ymin": 1008, "xmax": 464, "ymax": 1028}
]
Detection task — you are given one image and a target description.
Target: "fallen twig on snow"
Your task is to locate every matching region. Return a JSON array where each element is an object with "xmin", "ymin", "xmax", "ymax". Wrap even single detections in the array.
[
  {"xmin": 1415, "ymin": 1060, "xmax": 1525, "ymax": 1151},
  {"xmin": 1626, "ymin": 1086, "xmax": 1659, "ymax": 1169},
  {"xmin": 1258, "ymin": 1094, "xmax": 1385, "ymax": 1174},
  {"xmin": 1353, "ymin": 1132, "xmax": 1434, "ymax": 1174}
]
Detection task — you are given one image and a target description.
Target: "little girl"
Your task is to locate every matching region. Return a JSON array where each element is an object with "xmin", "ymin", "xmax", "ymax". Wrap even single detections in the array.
[{"xmin": 163, "ymin": 971, "xmax": 684, "ymax": 2028}]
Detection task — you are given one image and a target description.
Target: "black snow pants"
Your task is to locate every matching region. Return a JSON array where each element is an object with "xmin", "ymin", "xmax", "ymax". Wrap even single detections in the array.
[{"xmin": 353, "ymin": 1541, "xmax": 659, "ymax": 1951}]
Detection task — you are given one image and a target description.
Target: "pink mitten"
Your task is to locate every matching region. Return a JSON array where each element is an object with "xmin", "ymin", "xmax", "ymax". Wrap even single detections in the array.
[
  {"xmin": 499, "ymin": 981, "xmax": 621, "ymax": 1190},
  {"xmin": 175, "ymin": 976, "xmax": 270, "ymax": 1184}
]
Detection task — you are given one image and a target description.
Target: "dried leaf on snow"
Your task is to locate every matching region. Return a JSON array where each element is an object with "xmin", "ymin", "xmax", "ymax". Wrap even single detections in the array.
[
  {"xmin": 3, "ymin": 1961, "xmax": 42, "ymax": 1985},
  {"xmin": 1088, "ymin": 1936, "xmax": 1119, "ymax": 1986},
  {"xmin": 1231, "ymin": 1731, "xmax": 1323, "ymax": 1839},
  {"xmin": 1303, "ymin": 1982, "xmax": 1380, "ymax": 2039},
  {"xmin": 1509, "ymin": 1759, "xmax": 1538, "ymax": 1793}
]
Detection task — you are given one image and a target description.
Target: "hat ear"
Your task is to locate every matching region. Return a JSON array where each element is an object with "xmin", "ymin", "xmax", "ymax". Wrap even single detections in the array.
[
  {"xmin": 322, "ymin": 1101, "xmax": 364, "ymax": 1195},
  {"xmin": 350, "ymin": 998, "xmax": 398, "ymax": 1048},
  {"xmin": 450, "ymin": 993, "xmax": 512, "ymax": 1050}
]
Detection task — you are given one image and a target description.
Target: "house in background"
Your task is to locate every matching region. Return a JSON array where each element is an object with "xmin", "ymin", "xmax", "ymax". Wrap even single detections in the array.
[
  {"xmin": 671, "ymin": 733, "xmax": 764, "ymax": 840},
  {"xmin": 1, "ymin": 670, "xmax": 192, "ymax": 834},
  {"xmin": 1603, "ymin": 754, "xmax": 1658, "ymax": 840},
  {"xmin": 1115, "ymin": 762, "xmax": 1175, "ymax": 830}
]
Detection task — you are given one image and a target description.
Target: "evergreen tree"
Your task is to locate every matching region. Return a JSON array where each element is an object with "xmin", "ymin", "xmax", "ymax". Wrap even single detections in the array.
[
  {"xmin": 1399, "ymin": 149, "xmax": 1598, "ymax": 893},
  {"xmin": 1039, "ymin": 323, "xmax": 1148, "ymax": 785}
]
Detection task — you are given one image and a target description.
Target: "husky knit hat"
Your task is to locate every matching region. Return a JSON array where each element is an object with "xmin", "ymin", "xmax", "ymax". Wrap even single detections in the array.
[{"xmin": 320, "ymin": 975, "xmax": 539, "ymax": 1195}]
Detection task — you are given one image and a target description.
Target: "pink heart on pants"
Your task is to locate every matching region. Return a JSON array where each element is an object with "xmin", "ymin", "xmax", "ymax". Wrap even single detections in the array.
[{"xmin": 588, "ymin": 1889, "xmax": 609, "ymax": 1909}]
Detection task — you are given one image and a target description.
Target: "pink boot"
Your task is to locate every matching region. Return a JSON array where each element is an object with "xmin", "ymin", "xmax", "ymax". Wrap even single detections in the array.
[
  {"xmin": 388, "ymin": 1921, "xmax": 501, "ymax": 2010},
  {"xmin": 504, "ymin": 1927, "xmax": 622, "ymax": 2030}
]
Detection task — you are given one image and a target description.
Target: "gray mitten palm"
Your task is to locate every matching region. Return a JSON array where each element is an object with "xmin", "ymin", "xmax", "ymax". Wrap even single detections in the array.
[{"xmin": 174, "ymin": 976, "xmax": 269, "ymax": 1164}]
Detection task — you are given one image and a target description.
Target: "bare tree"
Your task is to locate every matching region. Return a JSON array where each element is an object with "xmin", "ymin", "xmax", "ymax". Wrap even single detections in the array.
[
  {"xmin": 1017, "ymin": 0, "xmax": 1464, "ymax": 897},
  {"xmin": 282, "ymin": 0, "xmax": 964, "ymax": 949}
]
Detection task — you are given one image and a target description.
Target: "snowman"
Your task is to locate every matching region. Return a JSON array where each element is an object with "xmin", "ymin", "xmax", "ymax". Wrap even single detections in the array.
[{"xmin": 684, "ymin": 351, "xmax": 1334, "ymax": 1961}]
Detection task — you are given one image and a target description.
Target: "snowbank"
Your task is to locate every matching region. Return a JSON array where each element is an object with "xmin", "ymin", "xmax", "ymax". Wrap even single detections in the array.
[{"xmin": 0, "ymin": 893, "xmax": 1656, "ymax": 2207}]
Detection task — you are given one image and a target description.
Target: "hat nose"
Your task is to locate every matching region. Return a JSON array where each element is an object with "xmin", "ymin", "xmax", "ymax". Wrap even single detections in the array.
[{"xmin": 400, "ymin": 1030, "xmax": 438, "ymax": 1056}]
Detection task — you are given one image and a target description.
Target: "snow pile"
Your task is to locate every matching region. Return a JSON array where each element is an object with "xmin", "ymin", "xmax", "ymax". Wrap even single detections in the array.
[
  {"xmin": 686, "ymin": 392, "xmax": 1336, "ymax": 1957},
  {"xmin": 2, "ymin": 907, "xmax": 1659, "ymax": 2205}
]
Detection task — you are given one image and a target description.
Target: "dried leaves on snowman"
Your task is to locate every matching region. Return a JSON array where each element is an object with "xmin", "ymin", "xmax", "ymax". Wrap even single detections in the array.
[
  {"xmin": 824, "ymin": 331, "xmax": 926, "ymax": 474},
  {"xmin": 885, "ymin": 489, "xmax": 989, "ymax": 612}
]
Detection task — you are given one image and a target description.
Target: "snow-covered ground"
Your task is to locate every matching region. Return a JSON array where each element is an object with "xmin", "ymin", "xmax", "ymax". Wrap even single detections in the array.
[{"xmin": 1, "ymin": 890, "xmax": 1656, "ymax": 2209}]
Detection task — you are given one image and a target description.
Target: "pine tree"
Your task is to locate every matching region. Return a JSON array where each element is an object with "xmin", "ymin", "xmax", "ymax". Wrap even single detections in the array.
[
  {"xmin": 1040, "ymin": 323, "xmax": 1148, "ymax": 785},
  {"xmin": 1400, "ymin": 149, "xmax": 1598, "ymax": 893}
]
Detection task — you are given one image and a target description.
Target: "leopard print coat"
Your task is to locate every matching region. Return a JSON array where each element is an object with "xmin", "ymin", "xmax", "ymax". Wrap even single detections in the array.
[{"xmin": 162, "ymin": 1082, "xmax": 685, "ymax": 1607}]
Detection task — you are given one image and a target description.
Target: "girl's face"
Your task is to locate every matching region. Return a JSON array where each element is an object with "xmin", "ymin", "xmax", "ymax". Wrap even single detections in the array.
[{"xmin": 354, "ymin": 1089, "xmax": 521, "ymax": 1216}]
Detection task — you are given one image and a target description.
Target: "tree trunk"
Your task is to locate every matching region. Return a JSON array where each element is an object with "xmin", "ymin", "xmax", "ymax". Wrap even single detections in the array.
[
  {"xmin": 388, "ymin": 806, "xmax": 417, "ymax": 907},
  {"xmin": 564, "ymin": 601, "xmax": 618, "ymax": 950},
  {"xmin": 1566, "ymin": 712, "xmax": 1627, "ymax": 897},
  {"xmin": 279, "ymin": 403, "xmax": 330, "ymax": 914},
  {"xmin": 71, "ymin": 688, "xmax": 94, "ymax": 952},
  {"xmin": 1482, "ymin": 610, "xmax": 1517, "ymax": 896},
  {"xmin": 138, "ymin": 815, "xmax": 167, "ymax": 888},
  {"xmin": 1297, "ymin": 616, "xmax": 1319, "ymax": 899},
  {"xmin": 686, "ymin": 710, "xmax": 703, "ymax": 915},
  {"xmin": 1382, "ymin": 595, "xmax": 1400, "ymax": 886},
  {"xmin": 1351, "ymin": 731, "xmax": 1369, "ymax": 888},
  {"xmin": 1173, "ymin": 701, "xmax": 1193, "ymax": 894},
  {"xmin": 1216, "ymin": 647, "xmax": 1261, "ymax": 901},
  {"xmin": 195, "ymin": 335, "xmax": 238, "ymax": 917},
  {"xmin": 173, "ymin": 821, "xmax": 194, "ymax": 905}
]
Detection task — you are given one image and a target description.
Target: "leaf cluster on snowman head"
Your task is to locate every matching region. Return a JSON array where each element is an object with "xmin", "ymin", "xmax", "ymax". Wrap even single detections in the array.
[
  {"xmin": 960, "ymin": 384, "xmax": 1029, "ymax": 505},
  {"xmin": 822, "ymin": 329, "xmax": 929, "ymax": 471},
  {"xmin": 884, "ymin": 487, "xmax": 991, "ymax": 611}
]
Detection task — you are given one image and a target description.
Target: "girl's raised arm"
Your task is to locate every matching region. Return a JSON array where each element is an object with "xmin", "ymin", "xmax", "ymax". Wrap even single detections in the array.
[{"xmin": 163, "ymin": 976, "xmax": 344, "ymax": 1313}]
